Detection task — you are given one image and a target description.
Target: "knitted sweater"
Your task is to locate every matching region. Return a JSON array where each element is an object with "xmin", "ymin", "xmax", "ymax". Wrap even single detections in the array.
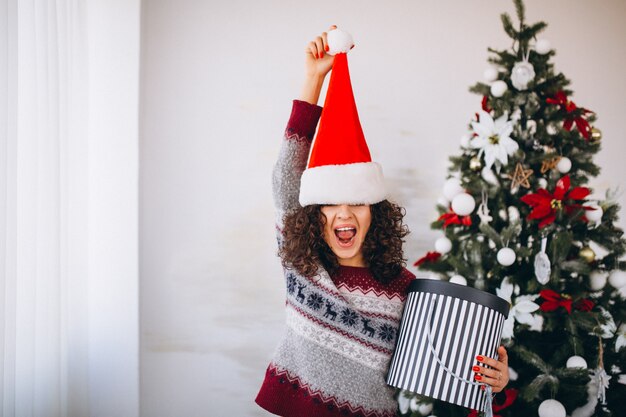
[{"xmin": 255, "ymin": 100, "xmax": 415, "ymax": 417}]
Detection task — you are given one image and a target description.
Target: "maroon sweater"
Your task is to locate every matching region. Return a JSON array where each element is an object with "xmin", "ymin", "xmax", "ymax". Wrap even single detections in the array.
[{"xmin": 255, "ymin": 100, "xmax": 415, "ymax": 417}]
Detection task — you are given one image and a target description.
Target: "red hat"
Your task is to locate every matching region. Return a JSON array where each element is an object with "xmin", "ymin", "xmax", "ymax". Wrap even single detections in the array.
[{"xmin": 299, "ymin": 43, "xmax": 386, "ymax": 206}]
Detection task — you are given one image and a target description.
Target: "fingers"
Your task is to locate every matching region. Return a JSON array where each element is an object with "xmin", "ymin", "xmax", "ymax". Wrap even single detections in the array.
[
  {"xmin": 497, "ymin": 345, "xmax": 508, "ymax": 363},
  {"xmin": 322, "ymin": 32, "xmax": 329, "ymax": 53},
  {"xmin": 315, "ymin": 36, "xmax": 325, "ymax": 58}
]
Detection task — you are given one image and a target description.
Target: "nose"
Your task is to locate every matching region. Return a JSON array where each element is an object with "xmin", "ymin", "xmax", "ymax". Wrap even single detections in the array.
[{"xmin": 336, "ymin": 204, "xmax": 353, "ymax": 219}]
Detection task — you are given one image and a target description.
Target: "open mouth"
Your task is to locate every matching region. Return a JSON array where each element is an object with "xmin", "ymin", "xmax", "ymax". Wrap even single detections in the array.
[{"xmin": 334, "ymin": 226, "xmax": 357, "ymax": 247}]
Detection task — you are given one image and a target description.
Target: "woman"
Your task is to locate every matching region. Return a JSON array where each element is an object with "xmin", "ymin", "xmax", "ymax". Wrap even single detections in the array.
[{"xmin": 255, "ymin": 26, "xmax": 509, "ymax": 417}]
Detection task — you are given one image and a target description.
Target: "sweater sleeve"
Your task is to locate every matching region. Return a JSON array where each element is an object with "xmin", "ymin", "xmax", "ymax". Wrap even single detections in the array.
[{"xmin": 272, "ymin": 100, "xmax": 323, "ymax": 230}]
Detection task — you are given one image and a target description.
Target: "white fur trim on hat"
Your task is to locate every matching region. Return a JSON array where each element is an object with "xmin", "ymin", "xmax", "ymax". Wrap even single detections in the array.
[{"xmin": 299, "ymin": 162, "xmax": 387, "ymax": 206}]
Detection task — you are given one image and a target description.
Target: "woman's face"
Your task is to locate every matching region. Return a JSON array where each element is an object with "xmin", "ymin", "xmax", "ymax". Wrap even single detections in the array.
[{"xmin": 320, "ymin": 204, "xmax": 372, "ymax": 267}]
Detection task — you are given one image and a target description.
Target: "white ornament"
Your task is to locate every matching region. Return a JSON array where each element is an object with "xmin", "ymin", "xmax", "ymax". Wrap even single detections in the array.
[
  {"xmin": 398, "ymin": 393, "xmax": 411, "ymax": 414},
  {"xmin": 567, "ymin": 355, "xmax": 588, "ymax": 369},
  {"xmin": 585, "ymin": 204, "xmax": 603, "ymax": 222},
  {"xmin": 507, "ymin": 206, "xmax": 520, "ymax": 222},
  {"xmin": 508, "ymin": 366, "xmax": 518, "ymax": 381},
  {"xmin": 557, "ymin": 157, "xmax": 572, "ymax": 173},
  {"xmin": 326, "ymin": 29, "xmax": 354, "ymax": 55},
  {"xmin": 451, "ymin": 193, "xmax": 476, "ymax": 216},
  {"xmin": 589, "ymin": 271, "xmax": 608, "ymax": 291},
  {"xmin": 409, "ymin": 396, "xmax": 419, "ymax": 411},
  {"xmin": 481, "ymin": 167, "xmax": 499, "ymax": 186},
  {"xmin": 616, "ymin": 323, "xmax": 626, "ymax": 351},
  {"xmin": 526, "ymin": 119, "xmax": 537, "ymax": 135},
  {"xmin": 511, "ymin": 61, "xmax": 536, "ymax": 90},
  {"xmin": 497, "ymin": 247, "xmax": 516, "ymax": 266},
  {"xmin": 538, "ymin": 178, "xmax": 548, "ymax": 189},
  {"xmin": 535, "ymin": 39, "xmax": 552, "ymax": 55},
  {"xmin": 538, "ymin": 399, "xmax": 566, "ymax": 417},
  {"xmin": 460, "ymin": 134, "xmax": 472, "ymax": 148},
  {"xmin": 483, "ymin": 67, "xmax": 499, "ymax": 82},
  {"xmin": 417, "ymin": 404, "xmax": 433, "ymax": 415},
  {"xmin": 449, "ymin": 275, "xmax": 467, "ymax": 286},
  {"xmin": 443, "ymin": 178, "xmax": 464, "ymax": 200},
  {"xmin": 592, "ymin": 367, "xmax": 611, "ymax": 405},
  {"xmin": 534, "ymin": 237, "xmax": 551, "ymax": 285},
  {"xmin": 608, "ymin": 270, "xmax": 626, "ymax": 288},
  {"xmin": 435, "ymin": 237, "xmax": 452, "ymax": 254},
  {"xmin": 471, "ymin": 110, "xmax": 518, "ymax": 169},
  {"xmin": 490, "ymin": 80, "xmax": 508, "ymax": 97},
  {"xmin": 546, "ymin": 123, "xmax": 559, "ymax": 136}
]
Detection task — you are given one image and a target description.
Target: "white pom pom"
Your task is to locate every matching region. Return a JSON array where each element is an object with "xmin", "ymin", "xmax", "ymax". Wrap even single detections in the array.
[
  {"xmin": 491, "ymin": 80, "xmax": 508, "ymax": 97},
  {"xmin": 443, "ymin": 178, "xmax": 464, "ymax": 200},
  {"xmin": 483, "ymin": 67, "xmax": 499, "ymax": 82},
  {"xmin": 608, "ymin": 270, "xmax": 626, "ymax": 288},
  {"xmin": 585, "ymin": 204, "xmax": 603, "ymax": 222},
  {"xmin": 538, "ymin": 178, "xmax": 548, "ymax": 189},
  {"xmin": 435, "ymin": 237, "xmax": 452, "ymax": 254},
  {"xmin": 326, "ymin": 29, "xmax": 354, "ymax": 55},
  {"xmin": 566, "ymin": 355, "xmax": 588, "ymax": 369},
  {"xmin": 557, "ymin": 157, "xmax": 572, "ymax": 173},
  {"xmin": 589, "ymin": 271, "xmax": 608, "ymax": 291},
  {"xmin": 497, "ymin": 247, "xmax": 516, "ymax": 266},
  {"xmin": 449, "ymin": 275, "xmax": 467, "ymax": 286},
  {"xmin": 451, "ymin": 193, "xmax": 476, "ymax": 216},
  {"xmin": 538, "ymin": 399, "xmax": 566, "ymax": 417},
  {"xmin": 535, "ymin": 39, "xmax": 552, "ymax": 55}
]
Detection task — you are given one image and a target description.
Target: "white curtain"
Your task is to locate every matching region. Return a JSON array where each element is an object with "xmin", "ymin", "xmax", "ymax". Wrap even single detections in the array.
[{"xmin": 1, "ymin": 1, "xmax": 139, "ymax": 416}]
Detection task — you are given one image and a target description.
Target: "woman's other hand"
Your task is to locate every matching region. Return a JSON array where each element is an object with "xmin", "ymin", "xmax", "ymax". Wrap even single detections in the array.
[
  {"xmin": 472, "ymin": 345, "xmax": 509, "ymax": 393},
  {"xmin": 300, "ymin": 25, "xmax": 337, "ymax": 104}
]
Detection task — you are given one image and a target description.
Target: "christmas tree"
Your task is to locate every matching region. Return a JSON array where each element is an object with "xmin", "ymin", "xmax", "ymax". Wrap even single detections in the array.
[{"xmin": 399, "ymin": 1, "xmax": 626, "ymax": 416}]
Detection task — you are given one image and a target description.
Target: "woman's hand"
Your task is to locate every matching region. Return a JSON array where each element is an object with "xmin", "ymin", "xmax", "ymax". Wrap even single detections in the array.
[
  {"xmin": 473, "ymin": 345, "xmax": 509, "ymax": 393},
  {"xmin": 299, "ymin": 25, "xmax": 338, "ymax": 104}
]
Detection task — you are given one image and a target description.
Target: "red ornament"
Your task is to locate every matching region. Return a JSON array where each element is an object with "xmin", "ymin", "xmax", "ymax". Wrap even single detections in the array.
[
  {"xmin": 438, "ymin": 210, "xmax": 472, "ymax": 228},
  {"xmin": 546, "ymin": 91, "xmax": 594, "ymax": 140},
  {"xmin": 414, "ymin": 251, "xmax": 441, "ymax": 267},
  {"xmin": 520, "ymin": 175, "xmax": 590, "ymax": 228}
]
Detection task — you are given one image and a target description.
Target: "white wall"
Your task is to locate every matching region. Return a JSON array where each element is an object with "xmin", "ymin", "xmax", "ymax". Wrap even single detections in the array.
[{"xmin": 139, "ymin": 1, "xmax": 626, "ymax": 416}]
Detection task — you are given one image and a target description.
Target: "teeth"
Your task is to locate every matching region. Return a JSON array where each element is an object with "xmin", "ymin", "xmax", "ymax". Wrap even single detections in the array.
[{"xmin": 336, "ymin": 227, "xmax": 356, "ymax": 231}]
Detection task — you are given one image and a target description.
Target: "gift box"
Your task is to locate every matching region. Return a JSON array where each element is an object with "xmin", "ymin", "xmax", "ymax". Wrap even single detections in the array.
[{"xmin": 387, "ymin": 279, "xmax": 510, "ymax": 412}]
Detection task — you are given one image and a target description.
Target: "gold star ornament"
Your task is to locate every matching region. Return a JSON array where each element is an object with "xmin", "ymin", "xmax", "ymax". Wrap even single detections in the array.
[
  {"xmin": 540, "ymin": 156, "xmax": 562, "ymax": 173},
  {"xmin": 511, "ymin": 163, "xmax": 533, "ymax": 190}
]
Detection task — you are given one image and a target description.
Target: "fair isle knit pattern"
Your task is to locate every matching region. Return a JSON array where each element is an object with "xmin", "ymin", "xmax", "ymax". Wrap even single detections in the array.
[{"xmin": 255, "ymin": 100, "xmax": 415, "ymax": 417}]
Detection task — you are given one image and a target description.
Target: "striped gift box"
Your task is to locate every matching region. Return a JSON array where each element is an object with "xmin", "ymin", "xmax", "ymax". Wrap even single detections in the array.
[{"xmin": 386, "ymin": 279, "xmax": 510, "ymax": 412}]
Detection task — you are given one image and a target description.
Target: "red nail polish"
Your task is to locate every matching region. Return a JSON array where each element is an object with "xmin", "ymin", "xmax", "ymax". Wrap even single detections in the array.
[
  {"xmin": 472, "ymin": 366, "xmax": 480, "ymax": 372},
  {"xmin": 476, "ymin": 355, "xmax": 484, "ymax": 362},
  {"xmin": 320, "ymin": 52, "xmax": 324, "ymax": 58},
  {"xmin": 475, "ymin": 375, "xmax": 482, "ymax": 380},
  {"xmin": 480, "ymin": 385, "xmax": 486, "ymax": 391},
  {"xmin": 316, "ymin": 53, "xmax": 320, "ymax": 59},
  {"xmin": 325, "ymin": 45, "xmax": 329, "ymax": 52}
]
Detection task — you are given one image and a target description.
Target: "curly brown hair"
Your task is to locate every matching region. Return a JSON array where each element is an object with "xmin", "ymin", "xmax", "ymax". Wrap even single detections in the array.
[{"xmin": 278, "ymin": 200, "xmax": 409, "ymax": 284}]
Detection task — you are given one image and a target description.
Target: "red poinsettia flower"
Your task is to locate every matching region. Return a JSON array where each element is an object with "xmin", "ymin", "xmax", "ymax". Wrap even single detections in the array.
[
  {"xmin": 539, "ymin": 289, "xmax": 595, "ymax": 314},
  {"xmin": 546, "ymin": 91, "xmax": 594, "ymax": 140},
  {"xmin": 520, "ymin": 175, "xmax": 590, "ymax": 228},
  {"xmin": 414, "ymin": 251, "xmax": 441, "ymax": 267},
  {"xmin": 468, "ymin": 388, "xmax": 518, "ymax": 417},
  {"xmin": 438, "ymin": 210, "xmax": 472, "ymax": 228},
  {"xmin": 481, "ymin": 95, "xmax": 492, "ymax": 113}
]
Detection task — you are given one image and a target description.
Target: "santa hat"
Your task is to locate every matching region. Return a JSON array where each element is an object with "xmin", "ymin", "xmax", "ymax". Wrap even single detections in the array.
[{"xmin": 299, "ymin": 33, "xmax": 386, "ymax": 207}]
